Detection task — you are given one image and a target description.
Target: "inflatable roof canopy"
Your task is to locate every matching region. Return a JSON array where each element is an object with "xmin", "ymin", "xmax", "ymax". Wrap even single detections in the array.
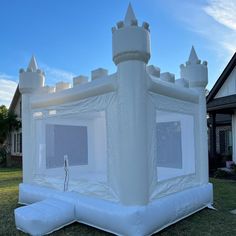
[{"xmin": 15, "ymin": 3, "xmax": 213, "ymax": 236}]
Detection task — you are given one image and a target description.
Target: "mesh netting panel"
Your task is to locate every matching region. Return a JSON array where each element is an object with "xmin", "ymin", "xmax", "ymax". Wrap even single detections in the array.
[
  {"xmin": 157, "ymin": 121, "xmax": 183, "ymax": 169},
  {"xmin": 46, "ymin": 124, "xmax": 88, "ymax": 169}
]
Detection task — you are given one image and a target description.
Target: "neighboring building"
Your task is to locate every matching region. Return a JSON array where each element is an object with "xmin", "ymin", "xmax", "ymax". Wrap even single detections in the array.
[
  {"xmin": 8, "ymin": 85, "xmax": 22, "ymax": 167},
  {"xmin": 207, "ymin": 52, "xmax": 236, "ymax": 168}
]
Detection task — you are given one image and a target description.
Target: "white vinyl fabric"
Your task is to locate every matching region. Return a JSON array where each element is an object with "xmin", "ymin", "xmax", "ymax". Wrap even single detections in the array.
[
  {"xmin": 17, "ymin": 4, "xmax": 211, "ymax": 234},
  {"xmin": 28, "ymin": 85, "xmax": 200, "ymax": 201},
  {"xmin": 146, "ymin": 92, "xmax": 199, "ymax": 199},
  {"xmin": 31, "ymin": 93, "xmax": 116, "ymax": 198},
  {"xmin": 15, "ymin": 198, "xmax": 75, "ymax": 236},
  {"xmin": 156, "ymin": 110, "xmax": 195, "ymax": 182},
  {"xmin": 17, "ymin": 183, "xmax": 213, "ymax": 236}
]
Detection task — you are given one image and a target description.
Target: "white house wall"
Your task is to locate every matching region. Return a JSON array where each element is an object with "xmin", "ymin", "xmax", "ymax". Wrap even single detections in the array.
[
  {"xmin": 14, "ymin": 97, "xmax": 22, "ymax": 117},
  {"xmin": 232, "ymin": 112, "xmax": 236, "ymax": 163},
  {"xmin": 215, "ymin": 67, "xmax": 236, "ymax": 98}
]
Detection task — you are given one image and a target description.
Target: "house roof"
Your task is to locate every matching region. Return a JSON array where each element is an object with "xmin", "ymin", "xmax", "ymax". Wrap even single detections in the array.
[
  {"xmin": 207, "ymin": 94, "xmax": 236, "ymax": 113},
  {"xmin": 207, "ymin": 113, "xmax": 231, "ymax": 126},
  {"xmin": 207, "ymin": 52, "xmax": 236, "ymax": 104},
  {"xmin": 9, "ymin": 85, "xmax": 20, "ymax": 113}
]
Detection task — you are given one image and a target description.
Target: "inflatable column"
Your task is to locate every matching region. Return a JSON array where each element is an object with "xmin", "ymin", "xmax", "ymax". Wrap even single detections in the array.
[
  {"xmin": 19, "ymin": 56, "xmax": 45, "ymax": 183},
  {"xmin": 181, "ymin": 47, "xmax": 208, "ymax": 184},
  {"xmin": 112, "ymin": 4, "xmax": 151, "ymax": 205}
]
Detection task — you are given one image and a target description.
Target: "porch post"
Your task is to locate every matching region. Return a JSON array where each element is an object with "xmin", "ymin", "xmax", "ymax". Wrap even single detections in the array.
[
  {"xmin": 209, "ymin": 112, "xmax": 216, "ymax": 166},
  {"xmin": 232, "ymin": 112, "xmax": 236, "ymax": 163}
]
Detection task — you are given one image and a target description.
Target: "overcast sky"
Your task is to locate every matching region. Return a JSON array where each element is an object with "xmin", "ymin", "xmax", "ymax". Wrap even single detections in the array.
[{"xmin": 0, "ymin": 0, "xmax": 236, "ymax": 107}]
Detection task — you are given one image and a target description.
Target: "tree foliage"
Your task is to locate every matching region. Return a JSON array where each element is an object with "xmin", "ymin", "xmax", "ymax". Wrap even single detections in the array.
[
  {"xmin": 0, "ymin": 105, "xmax": 8, "ymax": 118},
  {"xmin": 0, "ymin": 105, "xmax": 21, "ymax": 166},
  {"xmin": 0, "ymin": 105, "xmax": 21, "ymax": 144}
]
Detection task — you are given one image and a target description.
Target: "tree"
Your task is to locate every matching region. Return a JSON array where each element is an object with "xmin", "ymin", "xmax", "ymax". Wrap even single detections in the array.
[
  {"xmin": 0, "ymin": 105, "xmax": 8, "ymax": 118},
  {"xmin": 0, "ymin": 105, "xmax": 21, "ymax": 166},
  {"xmin": 0, "ymin": 105, "xmax": 9, "ymax": 144}
]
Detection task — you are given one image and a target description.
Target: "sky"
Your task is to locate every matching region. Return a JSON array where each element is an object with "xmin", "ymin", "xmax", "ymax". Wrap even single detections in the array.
[{"xmin": 0, "ymin": 0, "xmax": 236, "ymax": 107}]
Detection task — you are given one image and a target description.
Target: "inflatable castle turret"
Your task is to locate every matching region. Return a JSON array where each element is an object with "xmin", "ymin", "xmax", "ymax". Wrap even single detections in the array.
[
  {"xmin": 181, "ymin": 46, "xmax": 209, "ymax": 184},
  {"xmin": 19, "ymin": 56, "xmax": 45, "ymax": 182},
  {"xmin": 112, "ymin": 3, "xmax": 150, "ymax": 65},
  {"xmin": 112, "ymin": 3, "xmax": 150, "ymax": 205},
  {"xmin": 15, "ymin": 4, "xmax": 213, "ymax": 236},
  {"xmin": 180, "ymin": 46, "xmax": 208, "ymax": 88},
  {"xmin": 19, "ymin": 56, "xmax": 45, "ymax": 93}
]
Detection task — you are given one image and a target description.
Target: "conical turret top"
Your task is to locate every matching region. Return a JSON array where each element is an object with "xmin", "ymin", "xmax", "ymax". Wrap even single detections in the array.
[
  {"xmin": 188, "ymin": 46, "xmax": 199, "ymax": 63},
  {"xmin": 19, "ymin": 55, "xmax": 45, "ymax": 94},
  {"xmin": 124, "ymin": 3, "xmax": 137, "ymax": 25},
  {"xmin": 112, "ymin": 3, "xmax": 150, "ymax": 65},
  {"xmin": 181, "ymin": 46, "xmax": 208, "ymax": 88},
  {"xmin": 27, "ymin": 55, "xmax": 38, "ymax": 72}
]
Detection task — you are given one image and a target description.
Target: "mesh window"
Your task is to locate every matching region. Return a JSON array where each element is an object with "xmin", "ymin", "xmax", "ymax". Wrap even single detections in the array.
[
  {"xmin": 157, "ymin": 121, "xmax": 182, "ymax": 169},
  {"xmin": 46, "ymin": 124, "xmax": 88, "ymax": 169}
]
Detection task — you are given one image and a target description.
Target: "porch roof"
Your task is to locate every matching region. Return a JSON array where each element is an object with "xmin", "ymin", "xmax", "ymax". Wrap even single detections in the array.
[{"xmin": 207, "ymin": 94, "xmax": 236, "ymax": 113}]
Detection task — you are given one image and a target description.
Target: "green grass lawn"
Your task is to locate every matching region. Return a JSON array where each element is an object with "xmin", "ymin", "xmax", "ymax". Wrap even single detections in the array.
[{"xmin": 0, "ymin": 168, "xmax": 236, "ymax": 236}]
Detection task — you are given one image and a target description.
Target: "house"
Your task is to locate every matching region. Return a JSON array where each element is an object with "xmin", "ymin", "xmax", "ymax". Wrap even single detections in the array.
[
  {"xmin": 8, "ymin": 85, "xmax": 22, "ymax": 167},
  {"xmin": 207, "ymin": 52, "xmax": 236, "ymax": 168}
]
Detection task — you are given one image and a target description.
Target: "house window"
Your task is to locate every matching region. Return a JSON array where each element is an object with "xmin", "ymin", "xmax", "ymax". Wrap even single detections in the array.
[
  {"xmin": 216, "ymin": 126, "xmax": 232, "ymax": 155},
  {"xmin": 12, "ymin": 131, "xmax": 22, "ymax": 155},
  {"xmin": 20, "ymin": 133, "xmax": 22, "ymax": 153},
  {"xmin": 13, "ymin": 133, "xmax": 17, "ymax": 153}
]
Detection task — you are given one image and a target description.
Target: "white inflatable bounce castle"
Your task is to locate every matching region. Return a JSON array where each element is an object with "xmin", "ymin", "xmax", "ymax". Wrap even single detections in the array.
[{"xmin": 15, "ymin": 4, "xmax": 213, "ymax": 236}]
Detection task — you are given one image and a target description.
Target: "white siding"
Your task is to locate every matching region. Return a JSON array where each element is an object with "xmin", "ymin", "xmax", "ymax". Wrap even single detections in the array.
[
  {"xmin": 14, "ymin": 97, "xmax": 22, "ymax": 118},
  {"xmin": 215, "ymin": 67, "xmax": 236, "ymax": 98}
]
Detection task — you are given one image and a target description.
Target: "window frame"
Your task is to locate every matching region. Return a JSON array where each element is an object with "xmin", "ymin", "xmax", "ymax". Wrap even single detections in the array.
[{"xmin": 11, "ymin": 131, "xmax": 22, "ymax": 156}]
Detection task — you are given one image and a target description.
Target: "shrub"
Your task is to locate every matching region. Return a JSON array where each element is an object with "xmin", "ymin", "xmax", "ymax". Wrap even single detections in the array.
[
  {"xmin": 0, "ymin": 145, "xmax": 7, "ymax": 167},
  {"xmin": 230, "ymin": 163, "xmax": 236, "ymax": 174},
  {"xmin": 214, "ymin": 169, "xmax": 232, "ymax": 178}
]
